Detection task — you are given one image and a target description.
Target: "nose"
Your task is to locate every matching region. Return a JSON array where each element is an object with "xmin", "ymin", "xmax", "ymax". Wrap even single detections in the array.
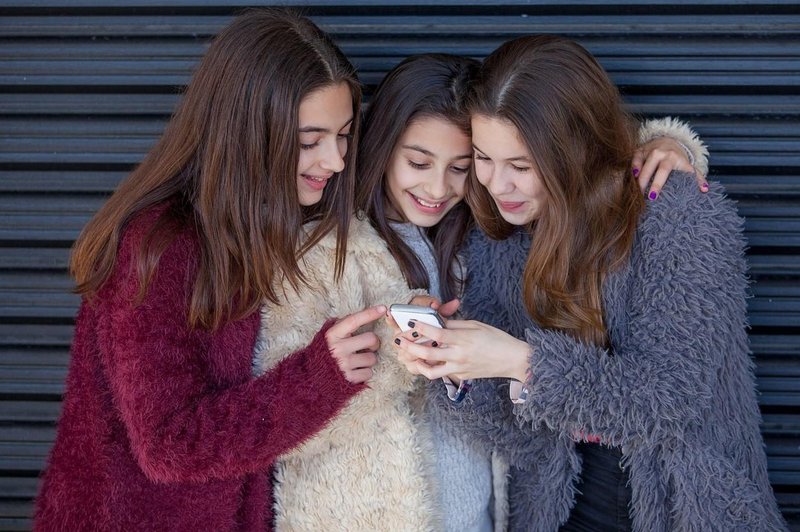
[
  {"xmin": 424, "ymin": 169, "xmax": 449, "ymax": 199},
  {"xmin": 486, "ymin": 167, "xmax": 514, "ymax": 197},
  {"xmin": 319, "ymin": 138, "xmax": 346, "ymax": 174}
]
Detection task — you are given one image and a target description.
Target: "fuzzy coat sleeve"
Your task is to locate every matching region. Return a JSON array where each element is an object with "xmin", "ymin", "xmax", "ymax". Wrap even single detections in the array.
[
  {"xmin": 515, "ymin": 173, "xmax": 748, "ymax": 445},
  {"xmin": 96, "ymin": 213, "xmax": 363, "ymax": 483}
]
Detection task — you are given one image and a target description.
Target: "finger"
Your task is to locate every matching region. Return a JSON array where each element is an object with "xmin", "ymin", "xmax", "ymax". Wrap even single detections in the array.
[
  {"xmin": 695, "ymin": 171, "xmax": 709, "ymax": 193},
  {"xmin": 647, "ymin": 163, "xmax": 672, "ymax": 201},
  {"xmin": 648, "ymin": 155, "xmax": 695, "ymax": 201},
  {"xmin": 328, "ymin": 305, "xmax": 387, "ymax": 339},
  {"xmin": 345, "ymin": 351, "xmax": 377, "ymax": 370},
  {"xmin": 394, "ymin": 337, "xmax": 449, "ymax": 363},
  {"xmin": 344, "ymin": 367, "xmax": 373, "ymax": 384},
  {"xmin": 410, "ymin": 295, "xmax": 439, "ymax": 308},
  {"xmin": 398, "ymin": 329, "xmax": 426, "ymax": 343},
  {"xmin": 331, "ymin": 332, "xmax": 380, "ymax": 356},
  {"xmin": 438, "ymin": 298, "xmax": 460, "ymax": 318},
  {"xmin": 637, "ymin": 149, "xmax": 663, "ymax": 191},
  {"xmin": 405, "ymin": 320, "xmax": 447, "ymax": 343},
  {"xmin": 414, "ymin": 360, "xmax": 455, "ymax": 381},
  {"xmin": 631, "ymin": 150, "xmax": 647, "ymax": 192}
]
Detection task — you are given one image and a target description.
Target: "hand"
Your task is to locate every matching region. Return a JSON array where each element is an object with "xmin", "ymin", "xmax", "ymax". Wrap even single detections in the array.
[
  {"xmin": 392, "ymin": 319, "xmax": 531, "ymax": 382},
  {"xmin": 385, "ymin": 296, "xmax": 460, "ymax": 333},
  {"xmin": 325, "ymin": 305, "xmax": 385, "ymax": 384},
  {"xmin": 409, "ymin": 295, "xmax": 460, "ymax": 318},
  {"xmin": 632, "ymin": 136, "xmax": 708, "ymax": 200}
]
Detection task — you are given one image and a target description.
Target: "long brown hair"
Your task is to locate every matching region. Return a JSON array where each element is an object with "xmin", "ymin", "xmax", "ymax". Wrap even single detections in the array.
[
  {"xmin": 466, "ymin": 35, "xmax": 645, "ymax": 345},
  {"xmin": 70, "ymin": 8, "xmax": 362, "ymax": 330},
  {"xmin": 357, "ymin": 54, "xmax": 478, "ymax": 301}
]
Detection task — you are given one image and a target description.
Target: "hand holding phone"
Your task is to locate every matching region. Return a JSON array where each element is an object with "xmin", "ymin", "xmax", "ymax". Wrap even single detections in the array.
[{"xmin": 388, "ymin": 304, "xmax": 445, "ymax": 343}]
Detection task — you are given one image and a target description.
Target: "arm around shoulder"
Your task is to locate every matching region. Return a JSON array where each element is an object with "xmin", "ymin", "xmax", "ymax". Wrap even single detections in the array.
[
  {"xmin": 639, "ymin": 117, "xmax": 709, "ymax": 177},
  {"xmin": 517, "ymin": 176, "xmax": 749, "ymax": 445}
]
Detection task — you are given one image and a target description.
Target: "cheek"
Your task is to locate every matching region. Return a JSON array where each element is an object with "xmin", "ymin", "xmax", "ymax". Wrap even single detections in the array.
[
  {"xmin": 474, "ymin": 163, "xmax": 491, "ymax": 186},
  {"xmin": 449, "ymin": 173, "xmax": 467, "ymax": 199},
  {"xmin": 385, "ymin": 166, "xmax": 407, "ymax": 206},
  {"xmin": 297, "ymin": 150, "xmax": 311, "ymax": 172}
]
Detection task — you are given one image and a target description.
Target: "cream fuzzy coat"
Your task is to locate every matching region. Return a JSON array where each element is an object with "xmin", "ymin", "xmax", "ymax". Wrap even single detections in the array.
[{"xmin": 253, "ymin": 215, "xmax": 440, "ymax": 531}]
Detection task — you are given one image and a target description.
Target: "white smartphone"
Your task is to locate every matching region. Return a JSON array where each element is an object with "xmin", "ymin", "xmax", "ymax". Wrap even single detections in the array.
[{"xmin": 389, "ymin": 304, "xmax": 446, "ymax": 334}]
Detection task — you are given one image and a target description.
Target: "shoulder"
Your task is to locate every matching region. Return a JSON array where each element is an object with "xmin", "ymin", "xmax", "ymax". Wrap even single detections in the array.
[
  {"xmin": 630, "ymin": 172, "xmax": 748, "ymax": 298},
  {"xmin": 111, "ymin": 202, "xmax": 199, "ymax": 295},
  {"xmin": 639, "ymin": 172, "xmax": 744, "ymax": 244}
]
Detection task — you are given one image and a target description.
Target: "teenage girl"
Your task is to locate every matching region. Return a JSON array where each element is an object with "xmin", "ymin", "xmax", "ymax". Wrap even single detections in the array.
[{"xmin": 34, "ymin": 9, "xmax": 384, "ymax": 530}]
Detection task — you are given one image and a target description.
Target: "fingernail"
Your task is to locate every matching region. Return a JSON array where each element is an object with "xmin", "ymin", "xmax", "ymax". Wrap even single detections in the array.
[
  {"xmin": 394, "ymin": 338, "xmax": 401, "ymax": 345},
  {"xmin": 431, "ymin": 341, "xmax": 439, "ymax": 348},
  {"xmin": 632, "ymin": 167, "xmax": 640, "ymax": 177},
  {"xmin": 407, "ymin": 321, "xmax": 415, "ymax": 328},
  {"xmin": 648, "ymin": 190, "xmax": 658, "ymax": 201},
  {"xmin": 701, "ymin": 182, "xmax": 709, "ymax": 191},
  {"xmin": 412, "ymin": 332, "xmax": 419, "ymax": 338}
]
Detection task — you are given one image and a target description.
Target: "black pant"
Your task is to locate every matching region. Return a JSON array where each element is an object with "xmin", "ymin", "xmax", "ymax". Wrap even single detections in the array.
[{"xmin": 559, "ymin": 442, "xmax": 633, "ymax": 532}]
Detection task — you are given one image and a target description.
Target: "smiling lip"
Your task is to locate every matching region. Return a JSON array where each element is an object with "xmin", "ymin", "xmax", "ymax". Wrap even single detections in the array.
[
  {"xmin": 497, "ymin": 200, "xmax": 525, "ymax": 212},
  {"xmin": 407, "ymin": 192, "xmax": 448, "ymax": 215},
  {"xmin": 302, "ymin": 174, "xmax": 333, "ymax": 191}
]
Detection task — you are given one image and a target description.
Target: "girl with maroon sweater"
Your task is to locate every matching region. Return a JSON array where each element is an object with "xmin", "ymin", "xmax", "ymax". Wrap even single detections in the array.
[{"xmin": 34, "ymin": 9, "xmax": 384, "ymax": 531}]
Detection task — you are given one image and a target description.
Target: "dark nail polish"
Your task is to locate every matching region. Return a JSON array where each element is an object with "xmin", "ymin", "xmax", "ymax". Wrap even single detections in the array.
[
  {"xmin": 412, "ymin": 332, "xmax": 419, "ymax": 338},
  {"xmin": 394, "ymin": 338, "xmax": 401, "ymax": 345},
  {"xmin": 648, "ymin": 190, "xmax": 658, "ymax": 201},
  {"xmin": 632, "ymin": 167, "xmax": 640, "ymax": 177},
  {"xmin": 431, "ymin": 341, "xmax": 439, "ymax": 348},
  {"xmin": 407, "ymin": 321, "xmax": 415, "ymax": 328}
]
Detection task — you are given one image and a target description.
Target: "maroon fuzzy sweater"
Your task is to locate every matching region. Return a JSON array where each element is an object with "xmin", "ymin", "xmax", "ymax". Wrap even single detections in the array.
[{"xmin": 34, "ymin": 208, "xmax": 364, "ymax": 531}]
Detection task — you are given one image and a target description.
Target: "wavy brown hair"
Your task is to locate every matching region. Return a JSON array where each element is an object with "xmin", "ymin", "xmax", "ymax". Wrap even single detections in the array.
[
  {"xmin": 357, "ymin": 54, "xmax": 478, "ymax": 301},
  {"xmin": 466, "ymin": 35, "xmax": 645, "ymax": 345},
  {"xmin": 70, "ymin": 8, "xmax": 362, "ymax": 330}
]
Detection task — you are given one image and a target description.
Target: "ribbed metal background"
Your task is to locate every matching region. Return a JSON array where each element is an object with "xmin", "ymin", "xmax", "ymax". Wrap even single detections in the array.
[{"xmin": 0, "ymin": 1, "xmax": 798, "ymax": 530}]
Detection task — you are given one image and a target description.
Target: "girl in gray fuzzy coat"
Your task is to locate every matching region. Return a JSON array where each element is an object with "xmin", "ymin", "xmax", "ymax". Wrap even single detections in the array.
[{"xmin": 393, "ymin": 35, "xmax": 787, "ymax": 531}]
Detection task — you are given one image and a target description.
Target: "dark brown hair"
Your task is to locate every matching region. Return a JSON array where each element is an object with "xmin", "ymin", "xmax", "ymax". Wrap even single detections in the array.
[
  {"xmin": 70, "ymin": 8, "xmax": 362, "ymax": 330},
  {"xmin": 357, "ymin": 54, "xmax": 478, "ymax": 301},
  {"xmin": 466, "ymin": 35, "xmax": 644, "ymax": 344}
]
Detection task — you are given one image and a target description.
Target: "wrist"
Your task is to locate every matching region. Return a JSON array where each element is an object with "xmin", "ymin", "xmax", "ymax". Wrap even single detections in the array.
[{"xmin": 509, "ymin": 339, "xmax": 532, "ymax": 382}]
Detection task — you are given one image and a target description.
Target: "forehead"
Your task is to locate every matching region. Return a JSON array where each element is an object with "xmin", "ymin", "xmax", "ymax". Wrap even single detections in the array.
[
  {"xmin": 399, "ymin": 116, "xmax": 471, "ymax": 155},
  {"xmin": 471, "ymin": 115, "xmax": 527, "ymax": 156},
  {"xmin": 298, "ymin": 82, "xmax": 353, "ymax": 126}
]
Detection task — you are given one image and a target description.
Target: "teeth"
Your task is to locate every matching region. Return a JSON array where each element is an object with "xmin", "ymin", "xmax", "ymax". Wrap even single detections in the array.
[
  {"xmin": 306, "ymin": 176, "xmax": 325, "ymax": 182},
  {"xmin": 416, "ymin": 197, "xmax": 442, "ymax": 208}
]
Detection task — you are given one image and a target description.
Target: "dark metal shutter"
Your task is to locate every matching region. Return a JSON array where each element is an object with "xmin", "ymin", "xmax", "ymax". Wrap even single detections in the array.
[{"xmin": 1, "ymin": 2, "xmax": 798, "ymax": 530}]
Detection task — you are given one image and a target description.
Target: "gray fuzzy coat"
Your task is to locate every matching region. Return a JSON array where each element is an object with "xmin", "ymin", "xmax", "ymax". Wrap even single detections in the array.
[{"xmin": 428, "ymin": 173, "xmax": 787, "ymax": 531}]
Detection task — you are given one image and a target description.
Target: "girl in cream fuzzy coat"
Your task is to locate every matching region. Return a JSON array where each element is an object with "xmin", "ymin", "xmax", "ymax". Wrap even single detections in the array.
[
  {"xmin": 252, "ymin": 216, "xmax": 439, "ymax": 531},
  {"xmin": 253, "ymin": 51, "xmax": 709, "ymax": 531}
]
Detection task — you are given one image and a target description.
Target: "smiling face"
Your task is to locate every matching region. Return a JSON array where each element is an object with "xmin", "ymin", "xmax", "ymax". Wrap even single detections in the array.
[
  {"xmin": 296, "ymin": 82, "xmax": 354, "ymax": 206},
  {"xmin": 384, "ymin": 116, "xmax": 471, "ymax": 227},
  {"xmin": 471, "ymin": 114, "xmax": 548, "ymax": 226}
]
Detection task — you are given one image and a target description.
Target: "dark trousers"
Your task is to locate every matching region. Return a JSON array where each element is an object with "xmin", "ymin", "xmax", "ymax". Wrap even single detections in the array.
[{"xmin": 559, "ymin": 442, "xmax": 633, "ymax": 532}]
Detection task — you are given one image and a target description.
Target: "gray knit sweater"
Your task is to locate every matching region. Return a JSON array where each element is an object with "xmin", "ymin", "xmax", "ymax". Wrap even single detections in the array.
[
  {"xmin": 428, "ymin": 173, "xmax": 787, "ymax": 531},
  {"xmin": 390, "ymin": 221, "xmax": 495, "ymax": 532}
]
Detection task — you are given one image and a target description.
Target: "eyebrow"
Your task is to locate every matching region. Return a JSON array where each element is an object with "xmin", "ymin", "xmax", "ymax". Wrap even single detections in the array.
[
  {"xmin": 472, "ymin": 143, "xmax": 531, "ymax": 163},
  {"xmin": 402, "ymin": 144, "xmax": 472, "ymax": 160},
  {"xmin": 298, "ymin": 117, "xmax": 354, "ymax": 134}
]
